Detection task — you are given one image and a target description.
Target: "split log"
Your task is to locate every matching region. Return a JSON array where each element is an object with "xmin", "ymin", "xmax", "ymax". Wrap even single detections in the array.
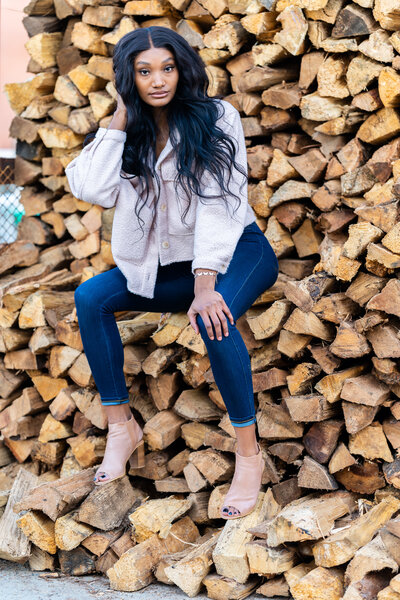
[{"xmin": 313, "ymin": 496, "xmax": 400, "ymax": 567}]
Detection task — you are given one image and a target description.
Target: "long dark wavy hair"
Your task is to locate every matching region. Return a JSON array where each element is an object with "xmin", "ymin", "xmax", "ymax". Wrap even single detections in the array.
[{"xmin": 88, "ymin": 26, "xmax": 247, "ymax": 236}]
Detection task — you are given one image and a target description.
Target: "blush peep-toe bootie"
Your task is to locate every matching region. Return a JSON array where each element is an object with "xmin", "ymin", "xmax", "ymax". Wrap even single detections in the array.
[
  {"xmin": 221, "ymin": 442, "xmax": 264, "ymax": 519},
  {"xmin": 93, "ymin": 414, "xmax": 145, "ymax": 485}
]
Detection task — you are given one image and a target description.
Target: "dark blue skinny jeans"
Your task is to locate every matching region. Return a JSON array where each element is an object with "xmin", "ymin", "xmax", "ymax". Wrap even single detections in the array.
[{"xmin": 74, "ymin": 221, "xmax": 279, "ymax": 427}]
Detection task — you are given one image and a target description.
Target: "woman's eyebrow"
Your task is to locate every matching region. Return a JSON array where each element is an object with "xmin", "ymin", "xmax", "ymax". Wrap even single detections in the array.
[{"xmin": 136, "ymin": 58, "xmax": 174, "ymax": 65}]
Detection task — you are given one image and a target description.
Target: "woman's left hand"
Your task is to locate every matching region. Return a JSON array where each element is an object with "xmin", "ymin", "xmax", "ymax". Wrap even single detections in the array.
[{"xmin": 187, "ymin": 289, "xmax": 234, "ymax": 340}]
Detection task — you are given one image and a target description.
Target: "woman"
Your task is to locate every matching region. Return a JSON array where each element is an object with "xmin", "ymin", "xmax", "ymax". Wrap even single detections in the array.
[{"xmin": 66, "ymin": 26, "xmax": 278, "ymax": 519}]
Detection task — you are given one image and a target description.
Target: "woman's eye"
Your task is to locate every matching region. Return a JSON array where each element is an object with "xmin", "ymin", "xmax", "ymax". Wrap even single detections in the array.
[{"xmin": 138, "ymin": 66, "xmax": 174, "ymax": 75}]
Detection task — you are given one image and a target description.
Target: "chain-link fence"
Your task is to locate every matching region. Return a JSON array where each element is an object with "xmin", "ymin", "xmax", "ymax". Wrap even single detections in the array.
[{"xmin": 0, "ymin": 158, "xmax": 25, "ymax": 244}]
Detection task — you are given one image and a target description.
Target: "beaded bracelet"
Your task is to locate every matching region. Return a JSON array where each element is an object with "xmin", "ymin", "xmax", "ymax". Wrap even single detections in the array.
[{"xmin": 193, "ymin": 270, "xmax": 217, "ymax": 278}]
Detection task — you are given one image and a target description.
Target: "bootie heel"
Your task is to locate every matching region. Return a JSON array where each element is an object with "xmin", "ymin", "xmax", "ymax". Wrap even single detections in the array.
[
  {"xmin": 221, "ymin": 442, "xmax": 264, "ymax": 519},
  {"xmin": 128, "ymin": 439, "xmax": 145, "ymax": 469},
  {"xmin": 94, "ymin": 414, "xmax": 145, "ymax": 485}
]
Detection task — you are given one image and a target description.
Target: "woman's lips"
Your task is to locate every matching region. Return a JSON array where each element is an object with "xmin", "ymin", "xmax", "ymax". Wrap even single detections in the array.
[{"xmin": 150, "ymin": 91, "xmax": 168, "ymax": 97}]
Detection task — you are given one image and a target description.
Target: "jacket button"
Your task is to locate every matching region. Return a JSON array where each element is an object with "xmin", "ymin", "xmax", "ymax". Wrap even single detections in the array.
[
  {"xmin": 162, "ymin": 241, "xmax": 169, "ymax": 248},
  {"xmin": 161, "ymin": 203, "xmax": 166, "ymax": 211}
]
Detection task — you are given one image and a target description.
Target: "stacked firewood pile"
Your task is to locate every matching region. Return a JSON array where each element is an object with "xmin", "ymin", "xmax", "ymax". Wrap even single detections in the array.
[{"xmin": 3, "ymin": 0, "xmax": 400, "ymax": 597}]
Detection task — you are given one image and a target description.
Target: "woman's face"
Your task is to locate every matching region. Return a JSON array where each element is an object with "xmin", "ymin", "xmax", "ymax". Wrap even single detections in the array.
[{"xmin": 133, "ymin": 46, "xmax": 179, "ymax": 108}]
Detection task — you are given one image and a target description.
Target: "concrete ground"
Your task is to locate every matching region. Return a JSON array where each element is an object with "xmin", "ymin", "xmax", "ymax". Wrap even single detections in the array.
[{"xmin": 0, "ymin": 558, "xmax": 265, "ymax": 600}]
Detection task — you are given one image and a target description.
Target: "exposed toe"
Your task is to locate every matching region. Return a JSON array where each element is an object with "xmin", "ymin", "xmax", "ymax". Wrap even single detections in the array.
[
  {"xmin": 223, "ymin": 505, "xmax": 241, "ymax": 517},
  {"xmin": 94, "ymin": 471, "xmax": 109, "ymax": 483}
]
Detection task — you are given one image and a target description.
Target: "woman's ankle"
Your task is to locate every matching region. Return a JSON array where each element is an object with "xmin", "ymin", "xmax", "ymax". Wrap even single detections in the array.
[
  {"xmin": 105, "ymin": 402, "xmax": 132, "ymax": 424},
  {"xmin": 236, "ymin": 443, "xmax": 259, "ymax": 457},
  {"xmin": 234, "ymin": 423, "xmax": 259, "ymax": 456}
]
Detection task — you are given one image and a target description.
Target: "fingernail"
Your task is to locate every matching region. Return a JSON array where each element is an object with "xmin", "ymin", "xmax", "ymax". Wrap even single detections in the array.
[
  {"xmin": 225, "ymin": 332, "xmax": 228, "ymax": 336},
  {"xmin": 210, "ymin": 336, "xmax": 214, "ymax": 340},
  {"xmin": 218, "ymin": 336, "xmax": 222, "ymax": 341}
]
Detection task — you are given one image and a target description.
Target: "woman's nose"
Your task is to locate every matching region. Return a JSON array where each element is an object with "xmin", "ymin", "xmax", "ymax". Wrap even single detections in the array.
[{"xmin": 152, "ymin": 73, "xmax": 165, "ymax": 87}]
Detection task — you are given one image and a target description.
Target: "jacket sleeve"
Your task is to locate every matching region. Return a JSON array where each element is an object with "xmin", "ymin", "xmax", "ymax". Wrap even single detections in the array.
[
  {"xmin": 65, "ymin": 126, "xmax": 127, "ymax": 208},
  {"xmin": 191, "ymin": 104, "xmax": 250, "ymax": 275}
]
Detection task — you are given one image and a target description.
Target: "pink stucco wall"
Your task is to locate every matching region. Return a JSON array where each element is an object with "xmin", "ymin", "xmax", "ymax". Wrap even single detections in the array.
[{"xmin": 0, "ymin": 0, "xmax": 30, "ymax": 154}]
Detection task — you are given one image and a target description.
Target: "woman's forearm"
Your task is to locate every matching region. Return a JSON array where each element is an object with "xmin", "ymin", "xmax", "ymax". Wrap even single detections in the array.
[{"xmin": 65, "ymin": 125, "xmax": 126, "ymax": 207}]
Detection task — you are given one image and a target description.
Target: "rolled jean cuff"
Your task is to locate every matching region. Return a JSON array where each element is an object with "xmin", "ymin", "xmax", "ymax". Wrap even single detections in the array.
[
  {"xmin": 101, "ymin": 398, "xmax": 129, "ymax": 405},
  {"xmin": 230, "ymin": 416, "xmax": 257, "ymax": 427}
]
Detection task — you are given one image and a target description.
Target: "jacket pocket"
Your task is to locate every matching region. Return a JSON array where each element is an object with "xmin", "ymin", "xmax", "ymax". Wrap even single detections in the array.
[
  {"xmin": 112, "ymin": 226, "xmax": 152, "ymax": 265},
  {"xmin": 111, "ymin": 199, "xmax": 153, "ymax": 265},
  {"xmin": 161, "ymin": 162, "xmax": 196, "ymax": 236}
]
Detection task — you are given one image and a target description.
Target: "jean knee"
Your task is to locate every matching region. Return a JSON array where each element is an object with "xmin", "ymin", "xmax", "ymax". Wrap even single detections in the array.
[{"xmin": 74, "ymin": 281, "xmax": 92, "ymax": 311}]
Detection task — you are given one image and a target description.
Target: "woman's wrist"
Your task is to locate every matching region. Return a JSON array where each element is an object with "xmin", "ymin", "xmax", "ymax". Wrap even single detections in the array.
[
  {"xmin": 194, "ymin": 269, "xmax": 217, "ymax": 294},
  {"xmin": 108, "ymin": 109, "xmax": 127, "ymax": 131}
]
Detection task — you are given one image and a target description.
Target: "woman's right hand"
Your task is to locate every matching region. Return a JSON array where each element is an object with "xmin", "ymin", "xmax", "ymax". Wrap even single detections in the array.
[
  {"xmin": 109, "ymin": 92, "xmax": 127, "ymax": 131},
  {"xmin": 116, "ymin": 92, "xmax": 127, "ymax": 116}
]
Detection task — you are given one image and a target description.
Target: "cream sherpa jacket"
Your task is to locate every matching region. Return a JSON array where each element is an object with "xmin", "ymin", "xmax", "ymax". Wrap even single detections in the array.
[{"xmin": 65, "ymin": 99, "xmax": 256, "ymax": 298}]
